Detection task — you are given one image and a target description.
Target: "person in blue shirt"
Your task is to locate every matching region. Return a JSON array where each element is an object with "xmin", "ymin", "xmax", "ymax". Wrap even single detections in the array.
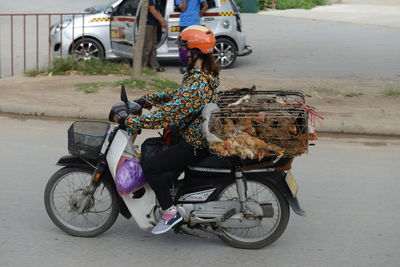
[{"xmin": 176, "ymin": 0, "xmax": 208, "ymax": 73}]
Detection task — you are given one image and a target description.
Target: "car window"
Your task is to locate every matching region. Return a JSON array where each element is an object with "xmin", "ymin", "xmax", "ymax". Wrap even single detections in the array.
[
  {"xmin": 114, "ymin": 0, "xmax": 140, "ymax": 16},
  {"xmin": 207, "ymin": 0, "xmax": 216, "ymax": 9},
  {"xmin": 106, "ymin": 0, "xmax": 118, "ymax": 6}
]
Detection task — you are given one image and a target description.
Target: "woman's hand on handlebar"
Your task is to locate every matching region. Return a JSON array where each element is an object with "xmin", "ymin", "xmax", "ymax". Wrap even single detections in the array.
[{"xmin": 109, "ymin": 102, "xmax": 129, "ymax": 125}]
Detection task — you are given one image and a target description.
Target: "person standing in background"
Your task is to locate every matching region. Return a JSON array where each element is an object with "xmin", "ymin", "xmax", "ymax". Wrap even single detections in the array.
[
  {"xmin": 143, "ymin": 0, "xmax": 168, "ymax": 72},
  {"xmin": 176, "ymin": 0, "xmax": 208, "ymax": 73}
]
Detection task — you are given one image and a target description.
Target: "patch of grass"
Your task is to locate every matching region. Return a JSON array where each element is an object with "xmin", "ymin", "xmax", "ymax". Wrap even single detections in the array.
[
  {"xmin": 77, "ymin": 59, "xmax": 130, "ymax": 75},
  {"xmin": 118, "ymin": 78, "xmax": 147, "ymax": 89},
  {"xmin": 344, "ymin": 92, "xmax": 364, "ymax": 98},
  {"xmin": 259, "ymin": 0, "xmax": 326, "ymax": 10},
  {"xmin": 26, "ymin": 58, "xmax": 131, "ymax": 77},
  {"xmin": 150, "ymin": 78, "xmax": 180, "ymax": 92},
  {"xmin": 51, "ymin": 58, "xmax": 79, "ymax": 75},
  {"xmin": 74, "ymin": 81, "xmax": 114, "ymax": 94},
  {"xmin": 40, "ymin": 58, "xmax": 180, "ymax": 93},
  {"xmin": 383, "ymin": 88, "xmax": 400, "ymax": 97},
  {"xmin": 74, "ymin": 76, "xmax": 180, "ymax": 94},
  {"xmin": 141, "ymin": 67, "xmax": 157, "ymax": 76},
  {"xmin": 25, "ymin": 69, "xmax": 47, "ymax": 77}
]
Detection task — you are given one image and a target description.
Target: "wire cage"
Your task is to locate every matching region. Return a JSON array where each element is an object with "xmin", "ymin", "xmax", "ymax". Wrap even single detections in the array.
[
  {"xmin": 207, "ymin": 90, "xmax": 309, "ymax": 159},
  {"xmin": 68, "ymin": 121, "xmax": 110, "ymax": 159}
]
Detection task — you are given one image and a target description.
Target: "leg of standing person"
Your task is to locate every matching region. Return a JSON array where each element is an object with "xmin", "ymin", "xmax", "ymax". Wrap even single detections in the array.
[
  {"xmin": 142, "ymin": 25, "xmax": 153, "ymax": 68},
  {"xmin": 148, "ymin": 24, "xmax": 163, "ymax": 71}
]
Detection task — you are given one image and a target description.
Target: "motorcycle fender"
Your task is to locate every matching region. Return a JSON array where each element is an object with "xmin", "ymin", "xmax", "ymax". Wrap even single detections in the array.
[
  {"xmin": 266, "ymin": 172, "xmax": 306, "ymax": 216},
  {"xmin": 283, "ymin": 172, "xmax": 306, "ymax": 216},
  {"xmin": 286, "ymin": 195, "xmax": 306, "ymax": 216},
  {"xmin": 106, "ymin": 129, "xmax": 156, "ymax": 230},
  {"xmin": 56, "ymin": 155, "xmax": 97, "ymax": 169}
]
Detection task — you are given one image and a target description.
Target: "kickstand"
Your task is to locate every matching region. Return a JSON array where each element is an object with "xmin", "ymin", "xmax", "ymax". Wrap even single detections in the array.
[{"xmin": 174, "ymin": 225, "xmax": 210, "ymax": 239}]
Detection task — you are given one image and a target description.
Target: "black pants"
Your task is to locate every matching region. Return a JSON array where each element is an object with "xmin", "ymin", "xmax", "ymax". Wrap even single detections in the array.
[{"xmin": 141, "ymin": 139, "xmax": 208, "ymax": 210}]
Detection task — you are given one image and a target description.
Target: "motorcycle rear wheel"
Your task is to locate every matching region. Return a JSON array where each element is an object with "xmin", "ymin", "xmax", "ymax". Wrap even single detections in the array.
[
  {"xmin": 218, "ymin": 178, "xmax": 290, "ymax": 249},
  {"xmin": 44, "ymin": 167, "xmax": 119, "ymax": 237}
]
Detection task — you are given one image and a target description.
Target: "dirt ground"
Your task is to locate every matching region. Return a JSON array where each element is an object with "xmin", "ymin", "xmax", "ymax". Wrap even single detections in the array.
[{"xmin": 0, "ymin": 72, "xmax": 399, "ymax": 135}]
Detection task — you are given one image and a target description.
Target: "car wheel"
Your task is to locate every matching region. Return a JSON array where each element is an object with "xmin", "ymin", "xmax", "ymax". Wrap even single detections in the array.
[
  {"xmin": 213, "ymin": 38, "xmax": 237, "ymax": 69},
  {"xmin": 70, "ymin": 38, "xmax": 105, "ymax": 60}
]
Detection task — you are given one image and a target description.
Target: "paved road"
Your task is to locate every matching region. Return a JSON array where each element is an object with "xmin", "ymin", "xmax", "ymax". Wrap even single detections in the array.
[
  {"xmin": 1, "ymin": 115, "xmax": 400, "ymax": 267},
  {"xmin": 1, "ymin": 1, "xmax": 400, "ymax": 82},
  {"xmin": 229, "ymin": 14, "xmax": 400, "ymax": 81}
]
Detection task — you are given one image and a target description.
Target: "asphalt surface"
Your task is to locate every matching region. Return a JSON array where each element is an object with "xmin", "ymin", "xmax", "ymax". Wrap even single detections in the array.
[
  {"xmin": 1, "ymin": 115, "xmax": 400, "ymax": 267},
  {"xmin": 230, "ymin": 14, "xmax": 400, "ymax": 81}
]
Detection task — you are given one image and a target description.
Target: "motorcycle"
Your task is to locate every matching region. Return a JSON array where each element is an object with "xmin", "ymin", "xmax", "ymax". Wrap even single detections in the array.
[{"xmin": 44, "ymin": 86, "xmax": 305, "ymax": 249}]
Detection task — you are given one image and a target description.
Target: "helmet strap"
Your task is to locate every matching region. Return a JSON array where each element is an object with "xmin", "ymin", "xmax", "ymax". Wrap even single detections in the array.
[{"xmin": 187, "ymin": 49, "xmax": 203, "ymax": 71}]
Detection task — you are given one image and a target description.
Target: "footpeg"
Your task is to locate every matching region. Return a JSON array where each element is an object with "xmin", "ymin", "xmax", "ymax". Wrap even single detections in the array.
[{"xmin": 221, "ymin": 208, "xmax": 236, "ymax": 222}]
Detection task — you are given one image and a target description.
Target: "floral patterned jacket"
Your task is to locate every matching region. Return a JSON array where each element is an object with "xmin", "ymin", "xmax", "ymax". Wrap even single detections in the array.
[{"xmin": 125, "ymin": 68, "xmax": 220, "ymax": 148}]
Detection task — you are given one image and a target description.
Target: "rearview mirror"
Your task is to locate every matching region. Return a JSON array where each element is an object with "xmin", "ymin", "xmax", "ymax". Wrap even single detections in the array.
[
  {"xmin": 120, "ymin": 84, "xmax": 128, "ymax": 104},
  {"xmin": 104, "ymin": 6, "xmax": 113, "ymax": 15}
]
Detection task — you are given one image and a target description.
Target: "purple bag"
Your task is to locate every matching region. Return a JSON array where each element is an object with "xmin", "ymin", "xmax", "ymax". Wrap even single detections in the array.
[{"xmin": 115, "ymin": 157, "xmax": 146, "ymax": 196}]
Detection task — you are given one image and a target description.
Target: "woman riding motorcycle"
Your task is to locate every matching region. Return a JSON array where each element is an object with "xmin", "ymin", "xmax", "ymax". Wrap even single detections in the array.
[{"xmin": 109, "ymin": 25, "xmax": 220, "ymax": 234}]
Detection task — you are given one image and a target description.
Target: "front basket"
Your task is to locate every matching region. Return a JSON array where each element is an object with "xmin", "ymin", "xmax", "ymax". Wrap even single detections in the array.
[{"xmin": 67, "ymin": 121, "xmax": 110, "ymax": 159}]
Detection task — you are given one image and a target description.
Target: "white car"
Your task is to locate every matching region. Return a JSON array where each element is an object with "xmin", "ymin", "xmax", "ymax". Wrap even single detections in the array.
[{"xmin": 50, "ymin": 0, "xmax": 252, "ymax": 68}]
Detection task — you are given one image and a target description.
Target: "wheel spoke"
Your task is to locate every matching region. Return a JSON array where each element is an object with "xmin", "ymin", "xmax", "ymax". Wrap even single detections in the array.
[
  {"xmin": 224, "ymin": 45, "xmax": 232, "ymax": 53},
  {"xmin": 219, "ymin": 181, "xmax": 284, "ymax": 243},
  {"xmin": 49, "ymin": 170, "xmax": 115, "ymax": 233},
  {"xmin": 89, "ymin": 49, "xmax": 99, "ymax": 56},
  {"xmin": 57, "ymin": 202, "xmax": 70, "ymax": 216}
]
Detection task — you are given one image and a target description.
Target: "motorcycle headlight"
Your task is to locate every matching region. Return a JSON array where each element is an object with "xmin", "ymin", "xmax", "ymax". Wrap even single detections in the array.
[{"xmin": 55, "ymin": 19, "xmax": 72, "ymax": 32}]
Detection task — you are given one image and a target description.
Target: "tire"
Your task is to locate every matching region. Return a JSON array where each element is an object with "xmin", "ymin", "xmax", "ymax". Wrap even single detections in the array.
[
  {"xmin": 213, "ymin": 38, "xmax": 237, "ymax": 69},
  {"xmin": 70, "ymin": 38, "xmax": 105, "ymax": 60},
  {"xmin": 218, "ymin": 178, "xmax": 290, "ymax": 249},
  {"xmin": 44, "ymin": 167, "xmax": 119, "ymax": 237}
]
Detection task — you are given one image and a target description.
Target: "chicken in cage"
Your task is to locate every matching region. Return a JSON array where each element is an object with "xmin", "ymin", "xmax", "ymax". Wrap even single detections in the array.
[{"xmin": 204, "ymin": 88, "xmax": 312, "ymax": 160}]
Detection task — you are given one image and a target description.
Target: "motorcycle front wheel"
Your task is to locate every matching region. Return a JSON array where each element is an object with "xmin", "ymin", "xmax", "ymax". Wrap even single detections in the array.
[
  {"xmin": 44, "ymin": 167, "xmax": 119, "ymax": 237},
  {"xmin": 218, "ymin": 179, "xmax": 290, "ymax": 249}
]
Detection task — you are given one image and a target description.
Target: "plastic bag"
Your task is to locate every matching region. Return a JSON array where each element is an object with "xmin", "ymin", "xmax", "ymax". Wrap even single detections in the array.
[
  {"xmin": 115, "ymin": 156, "xmax": 146, "ymax": 196},
  {"xmin": 201, "ymin": 103, "xmax": 222, "ymax": 143}
]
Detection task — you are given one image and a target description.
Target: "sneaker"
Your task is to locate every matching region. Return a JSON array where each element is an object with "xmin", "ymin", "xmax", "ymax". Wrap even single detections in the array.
[{"xmin": 151, "ymin": 206, "xmax": 183, "ymax": 235}]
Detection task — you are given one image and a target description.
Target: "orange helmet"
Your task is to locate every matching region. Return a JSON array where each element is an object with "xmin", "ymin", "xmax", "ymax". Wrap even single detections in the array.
[{"xmin": 177, "ymin": 25, "xmax": 216, "ymax": 54}]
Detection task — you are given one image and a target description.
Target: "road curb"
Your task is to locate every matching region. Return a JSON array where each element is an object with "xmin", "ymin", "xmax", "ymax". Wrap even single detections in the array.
[
  {"xmin": 2, "ymin": 102, "xmax": 399, "ymax": 137},
  {"xmin": 0, "ymin": 102, "xmax": 108, "ymax": 120}
]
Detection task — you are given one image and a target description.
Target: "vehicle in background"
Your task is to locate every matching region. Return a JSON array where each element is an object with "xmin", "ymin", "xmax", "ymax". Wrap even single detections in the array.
[{"xmin": 50, "ymin": 0, "xmax": 252, "ymax": 68}]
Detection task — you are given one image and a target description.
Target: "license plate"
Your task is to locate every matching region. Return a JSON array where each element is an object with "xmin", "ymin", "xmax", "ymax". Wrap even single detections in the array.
[{"xmin": 285, "ymin": 171, "xmax": 298, "ymax": 197}]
